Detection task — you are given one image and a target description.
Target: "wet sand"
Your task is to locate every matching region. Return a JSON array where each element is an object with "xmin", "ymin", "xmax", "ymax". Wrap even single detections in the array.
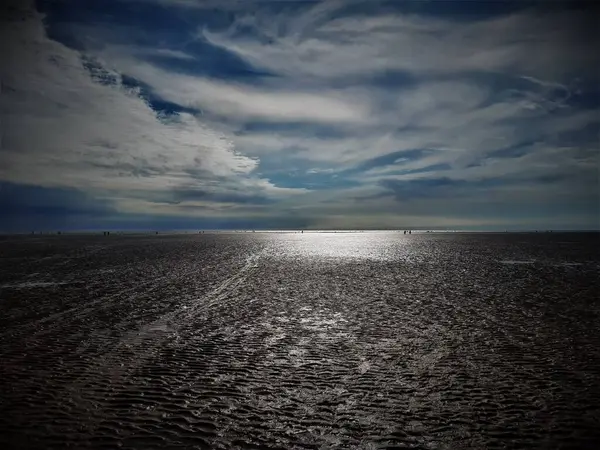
[{"xmin": 1, "ymin": 232, "xmax": 599, "ymax": 449}]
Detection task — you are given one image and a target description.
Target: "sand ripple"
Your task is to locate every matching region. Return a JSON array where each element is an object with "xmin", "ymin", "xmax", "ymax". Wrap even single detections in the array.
[{"xmin": 1, "ymin": 233, "xmax": 599, "ymax": 449}]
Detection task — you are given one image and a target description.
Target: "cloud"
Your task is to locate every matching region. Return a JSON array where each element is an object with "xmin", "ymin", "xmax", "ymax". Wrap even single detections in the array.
[
  {"xmin": 1, "ymin": 0, "xmax": 598, "ymax": 229},
  {"xmin": 0, "ymin": 1, "xmax": 291, "ymax": 209},
  {"xmin": 92, "ymin": 54, "xmax": 371, "ymax": 124},
  {"xmin": 201, "ymin": 3, "xmax": 599, "ymax": 82}
]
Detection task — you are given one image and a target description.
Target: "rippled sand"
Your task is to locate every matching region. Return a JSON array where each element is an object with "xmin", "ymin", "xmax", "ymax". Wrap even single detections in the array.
[{"xmin": 1, "ymin": 232, "xmax": 599, "ymax": 449}]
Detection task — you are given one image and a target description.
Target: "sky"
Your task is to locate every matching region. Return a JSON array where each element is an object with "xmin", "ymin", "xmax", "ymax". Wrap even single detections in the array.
[{"xmin": 1, "ymin": 0, "xmax": 599, "ymax": 231}]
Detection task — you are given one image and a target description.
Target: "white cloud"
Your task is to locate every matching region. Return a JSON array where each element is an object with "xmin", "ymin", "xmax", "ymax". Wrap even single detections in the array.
[
  {"xmin": 57, "ymin": 1, "xmax": 596, "ymax": 178},
  {"xmin": 94, "ymin": 53, "xmax": 372, "ymax": 124},
  {"xmin": 0, "ymin": 2, "xmax": 292, "ymax": 209},
  {"xmin": 202, "ymin": 5, "xmax": 598, "ymax": 82},
  {"xmin": 231, "ymin": 82, "xmax": 596, "ymax": 177},
  {"xmin": 113, "ymin": 46, "xmax": 197, "ymax": 60},
  {"xmin": 363, "ymin": 144, "xmax": 599, "ymax": 184}
]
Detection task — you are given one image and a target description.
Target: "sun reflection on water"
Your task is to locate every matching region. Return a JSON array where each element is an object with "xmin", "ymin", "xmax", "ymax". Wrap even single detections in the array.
[{"xmin": 264, "ymin": 231, "xmax": 413, "ymax": 261}]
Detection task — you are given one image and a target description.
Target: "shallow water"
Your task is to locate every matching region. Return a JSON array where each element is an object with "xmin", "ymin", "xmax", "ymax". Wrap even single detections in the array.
[{"xmin": 1, "ymin": 232, "xmax": 599, "ymax": 449}]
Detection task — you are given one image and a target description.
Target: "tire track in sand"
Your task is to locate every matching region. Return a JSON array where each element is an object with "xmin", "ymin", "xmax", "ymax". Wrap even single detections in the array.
[{"xmin": 56, "ymin": 250, "xmax": 264, "ymax": 426}]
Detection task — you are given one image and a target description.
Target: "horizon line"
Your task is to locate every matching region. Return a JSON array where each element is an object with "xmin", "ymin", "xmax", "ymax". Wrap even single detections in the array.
[{"xmin": 2, "ymin": 228, "xmax": 599, "ymax": 236}]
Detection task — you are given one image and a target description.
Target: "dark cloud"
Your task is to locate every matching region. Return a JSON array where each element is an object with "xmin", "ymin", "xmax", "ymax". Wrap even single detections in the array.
[
  {"xmin": 171, "ymin": 188, "xmax": 274, "ymax": 205},
  {"xmin": 0, "ymin": 182, "xmax": 114, "ymax": 232}
]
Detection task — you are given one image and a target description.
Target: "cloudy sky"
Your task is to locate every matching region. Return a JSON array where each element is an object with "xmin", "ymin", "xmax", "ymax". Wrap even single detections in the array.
[{"xmin": 1, "ymin": 0, "xmax": 598, "ymax": 231}]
